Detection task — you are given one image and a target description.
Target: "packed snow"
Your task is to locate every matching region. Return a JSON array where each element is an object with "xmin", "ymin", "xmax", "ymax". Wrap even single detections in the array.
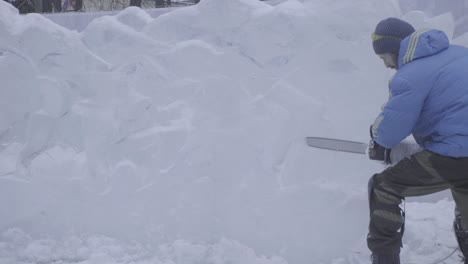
[{"xmin": 1, "ymin": 0, "xmax": 466, "ymax": 263}]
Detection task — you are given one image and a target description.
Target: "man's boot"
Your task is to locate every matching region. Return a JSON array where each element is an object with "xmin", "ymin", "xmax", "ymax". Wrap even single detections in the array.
[
  {"xmin": 454, "ymin": 207, "xmax": 468, "ymax": 263},
  {"xmin": 371, "ymin": 254, "xmax": 400, "ymax": 264}
]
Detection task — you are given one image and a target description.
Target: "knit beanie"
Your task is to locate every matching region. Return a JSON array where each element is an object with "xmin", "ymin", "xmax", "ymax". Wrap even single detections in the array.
[{"xmin": 372, "ymin": 18, "xmax": 415, "ymax": 55}]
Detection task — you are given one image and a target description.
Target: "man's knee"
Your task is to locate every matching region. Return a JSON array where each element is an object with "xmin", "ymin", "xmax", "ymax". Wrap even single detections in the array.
[
  {"xmin": 368, "ymin": 174, "xmax": 376, "ymax": 195},
  {"xmin": 368, "ymin": 174, "xmax": 378, "ymax": 209},
  {"xmin": 368, "ymin": 174, "xmax": 381, "ymax": 198},
  {"xmin": 367, "ymin": 174, "xmax": 405, "ymax": 254},
  {"xmin": 368, "ymin": 173, "xmax": 403, "ymax": 206}
]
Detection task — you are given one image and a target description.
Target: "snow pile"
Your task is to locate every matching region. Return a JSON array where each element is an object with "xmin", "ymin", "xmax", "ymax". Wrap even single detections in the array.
[
  {"xmin": 454, "ymin": 33, "xmax": 468, "ymax": 46},
  {"xmin": 42, "ymin": 7, "xmax": 174, "ymax": 32},
  {"xmin": 402, "ymin": 11, "xmax": 455, "ymax": 39},
  {"xmin": 0, "ymin": 229, "xmax": 286, "ymax": 264},
  {"xmin": 0, "ymin": 0, "xmax": 459, "ymax": 263}
]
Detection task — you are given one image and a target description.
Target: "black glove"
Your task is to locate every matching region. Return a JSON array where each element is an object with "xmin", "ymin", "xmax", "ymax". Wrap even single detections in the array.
[
  {"xmin": 369, "ymin": 125, "xmax": 391, "ymax": 163},
  {"xmin": 368, "ymin": 140, "xmax": 391, "ymax": 163}
]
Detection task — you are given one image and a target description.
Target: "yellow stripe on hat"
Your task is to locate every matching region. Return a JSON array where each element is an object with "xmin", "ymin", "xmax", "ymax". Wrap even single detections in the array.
[
  {"xmin": 371, "ymin": 33, "xmax": 403, "ymax": 42},
  {"xmin": 404, "ymin": 29, "xmax": 431, "ymax": 64}
]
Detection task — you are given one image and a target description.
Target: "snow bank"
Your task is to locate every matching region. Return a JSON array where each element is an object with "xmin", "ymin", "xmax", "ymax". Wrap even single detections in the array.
[
  {"xmin": 0, "ymin": 0, "xmax": 457, "ymax": 263},
  {"xmin": 454, "ymin": 32, "xmax": 468, "ymax": 46},
  {"xmin": 403, "ymin": 11, "xmax": 455, "ymax": 39},
  {"xmin": 0, "ymin": 229, "xmax": 287, "ymax": 264},
  {"xmin": 42, "ymin": 7, "xmax": 175, "ymax": 32}
]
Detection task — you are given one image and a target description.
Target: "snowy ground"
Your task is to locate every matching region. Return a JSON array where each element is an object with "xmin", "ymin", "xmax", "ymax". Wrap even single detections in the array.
[{"xmin": 1, "ymin": 0, "xmax": 467, "ymax": 263}]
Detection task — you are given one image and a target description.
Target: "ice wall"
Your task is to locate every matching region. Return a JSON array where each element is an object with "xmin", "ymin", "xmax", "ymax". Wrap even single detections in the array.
[{"xmin": 0, "ymin": 1, "xmax": 415, "ymax": 263}]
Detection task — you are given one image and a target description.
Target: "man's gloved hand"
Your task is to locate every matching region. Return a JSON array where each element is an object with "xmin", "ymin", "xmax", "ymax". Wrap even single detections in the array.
[
  {"xmin": 368, "ymin": 139, "xmax": 391, "ymax": 164},
  {"xmin": 368, "ymin": 125, "xmax": 423, "ymax": 164},
  {"xmin": 368, "ymin": 140, "xmax": 423, "ymax": 165},
  {"xmin": 368, "ymin": 125, "xmax": 391, "ymax": 164}
]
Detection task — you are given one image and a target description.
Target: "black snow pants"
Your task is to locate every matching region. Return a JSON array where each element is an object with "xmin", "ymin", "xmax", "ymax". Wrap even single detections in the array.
[{"xmin": 367, "ymin": 150, "xmax": 468, "ymax": 255}]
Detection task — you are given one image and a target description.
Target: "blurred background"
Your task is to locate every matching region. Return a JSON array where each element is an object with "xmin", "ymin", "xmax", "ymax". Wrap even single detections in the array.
[
  {"xmin": 399, "ymin": 0, "xmax": 468, "ymax": 37},
  {"xmin": 3, "ymin": 0, "xmax": 467, "ymax": 38},
  {"xmin": 3, "ymin": 0, "xmax": 198, "ymax": 14}
]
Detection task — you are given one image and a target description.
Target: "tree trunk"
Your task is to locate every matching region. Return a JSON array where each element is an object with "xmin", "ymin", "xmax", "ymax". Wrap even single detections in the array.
[
  {"xmin": 42, "ymin": 0, "xmax": 52, "ymax": 12},
  {"xmin": 129, "ymin": 0, "xmax": 141, "ymax": 7},
  {"xmin": 52, "ymin": 0, "xmax": 61, "ymax": 12},
  {"xmin": 155, "ymin": 0, "xmax": 164, "ymax": 7},
  {"xmin": 74, "ymin": 0, "xmax": 82, "ymax": 10}
]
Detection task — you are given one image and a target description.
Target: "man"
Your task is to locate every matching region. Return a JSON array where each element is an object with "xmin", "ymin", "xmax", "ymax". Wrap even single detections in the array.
[{"xmin": 367, "ymin": 17, "xmax": 468, "ymax": 264}]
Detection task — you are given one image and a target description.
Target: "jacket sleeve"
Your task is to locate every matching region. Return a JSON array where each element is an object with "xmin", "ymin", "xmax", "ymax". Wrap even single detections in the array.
[{"xmin": 371, "ymin": 77, "xmax": 426, "ymax": 148}]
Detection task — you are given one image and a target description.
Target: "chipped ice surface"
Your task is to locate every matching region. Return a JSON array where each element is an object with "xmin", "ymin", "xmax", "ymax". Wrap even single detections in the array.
[{"xmin": 0, "ymin": 0, "xmax": 460, "ymax": 263}]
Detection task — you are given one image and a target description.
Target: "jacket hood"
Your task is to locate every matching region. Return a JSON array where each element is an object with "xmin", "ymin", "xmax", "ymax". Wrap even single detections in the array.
[{"xmin": 398, "ymin": 29, "xmax": 449, "ymax": 67}]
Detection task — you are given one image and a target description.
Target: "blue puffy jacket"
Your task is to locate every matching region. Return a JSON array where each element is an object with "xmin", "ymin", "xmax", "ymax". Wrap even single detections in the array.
[{"xmin": 371, "ymin": 29, "xmax": 468, "ymax": 157}]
